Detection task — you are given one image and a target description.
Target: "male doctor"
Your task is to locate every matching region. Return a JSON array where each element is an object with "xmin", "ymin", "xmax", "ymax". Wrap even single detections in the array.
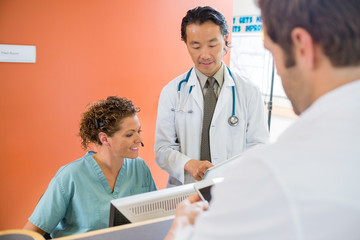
[{"xmin": 155, "ymin": 6, "xmax": 269, "ymax": 187}]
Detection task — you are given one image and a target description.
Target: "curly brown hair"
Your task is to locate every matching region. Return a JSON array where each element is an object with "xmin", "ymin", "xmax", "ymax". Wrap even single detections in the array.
[{"xmin": 79, "ymin": 96, "xmax": 140, "ymax": 150}]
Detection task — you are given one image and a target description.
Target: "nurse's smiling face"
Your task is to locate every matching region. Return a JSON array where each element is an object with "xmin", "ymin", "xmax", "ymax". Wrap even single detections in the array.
[
  {"xmin": 186, "ymin": 21, "xmax": 227, "ymax": 77},
  {"xmin": 107, "ymin": 115, "xmax": 143, "ymax": 160}
]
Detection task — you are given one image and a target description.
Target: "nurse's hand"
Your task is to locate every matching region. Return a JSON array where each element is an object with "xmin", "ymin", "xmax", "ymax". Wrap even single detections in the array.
[{"xmin": 184, "ymin": 159, "xmax": 214, "ymax": 181}]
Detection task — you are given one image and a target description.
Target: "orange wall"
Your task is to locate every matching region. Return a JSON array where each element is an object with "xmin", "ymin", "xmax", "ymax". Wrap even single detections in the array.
[{"xmin": 0, "ymin": 0, "xmax": 233, "ymax": 230}]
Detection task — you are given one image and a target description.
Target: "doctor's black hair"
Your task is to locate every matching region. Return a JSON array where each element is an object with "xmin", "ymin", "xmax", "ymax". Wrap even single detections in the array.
[
  {"xmin": 181, "ymin": 6, "xmax": 230, "ymax": 48},
  {"xmin": 79, "ymin": 96, "xmax": 140, "ymax": 150}
]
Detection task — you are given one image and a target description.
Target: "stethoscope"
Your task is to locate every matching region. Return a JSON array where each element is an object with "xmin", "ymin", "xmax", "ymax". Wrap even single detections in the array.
[{"xmin": 172, "ymin": 66, "xmax": 239, "ymax": 126}]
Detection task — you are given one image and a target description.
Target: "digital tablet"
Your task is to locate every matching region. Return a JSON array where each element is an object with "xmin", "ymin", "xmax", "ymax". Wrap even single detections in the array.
[
  {"xmin": 203, "ymin": 154, "xmax": 242, "ymax": 180},
  {"xmin": 193, "ymin": 177, "xmax": 224, "ymax": 202}
]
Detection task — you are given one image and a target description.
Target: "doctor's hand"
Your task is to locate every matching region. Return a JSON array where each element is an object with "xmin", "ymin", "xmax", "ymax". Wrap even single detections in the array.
[
  {"xmin": 164, "ymin": 194, "xmax": 208, "ymax": 240},
  {"xmin": 184, "ymin": 159, "xmax": 214, "ymax": 181}
]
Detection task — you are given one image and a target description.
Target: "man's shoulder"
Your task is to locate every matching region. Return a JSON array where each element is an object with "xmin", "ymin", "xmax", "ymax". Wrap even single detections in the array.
[
  {"xmin": 171, "ymin": 70, "xmax": 192, "ymax": 83},
  {"xmin": 161, "ymin": 69, "xmax": 193, "ymax": 92},
  {"xmin": 227, "ymin": 70, "xmax": 261, "ymax": 97},
  {"xmin": 230, "ymin": 70, "xmax": 258, "ymax": 88}
]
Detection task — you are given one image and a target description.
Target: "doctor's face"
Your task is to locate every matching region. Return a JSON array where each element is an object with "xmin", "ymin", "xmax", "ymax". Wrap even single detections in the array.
[{"xmin": 186, "ymin": 21, "xmax": 227, "ymax": 77}]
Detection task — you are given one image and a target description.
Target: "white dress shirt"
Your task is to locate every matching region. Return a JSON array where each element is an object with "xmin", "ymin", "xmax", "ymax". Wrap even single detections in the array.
[{"xmin": 190, "ymin": 80, "xmax": 360, "ymax": 240}]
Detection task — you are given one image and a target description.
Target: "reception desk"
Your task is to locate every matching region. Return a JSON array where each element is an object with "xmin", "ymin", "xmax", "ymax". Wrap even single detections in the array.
[
  {"xmin": 0, "ymin": 216, "xmax": 173, "ymax": 240},
  {"xmin": 57, "ymin": 216, "xmax": 174, "ymax": 240},
  {"xmin": 0, "ymin": 229, "xmax": 45, "ymax": 240}
]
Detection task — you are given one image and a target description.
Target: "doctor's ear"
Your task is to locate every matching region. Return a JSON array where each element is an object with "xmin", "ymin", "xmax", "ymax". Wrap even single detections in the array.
[
  {"xmin": 224, "ymin": 34, "xmax": 230, "ymax": 47},
  {"xmin": 223, "ymin": 34, "xmax": 230, "ymax": 55},
  {"xmin": 98, "ymin": 132, "xmax": 110, "ymax": 147}
]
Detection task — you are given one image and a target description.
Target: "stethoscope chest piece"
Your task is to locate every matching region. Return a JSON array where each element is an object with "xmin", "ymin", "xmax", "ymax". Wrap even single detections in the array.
[{"xmin": 228, "ymin": 115, "xmax": 239, "ymax": 126}]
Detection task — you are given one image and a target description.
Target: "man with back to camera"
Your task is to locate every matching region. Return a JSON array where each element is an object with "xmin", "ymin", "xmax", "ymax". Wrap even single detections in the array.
[
  {"xmin": 154, "ymin": 6, "xmax": 269, "ymax": 187},
  {"xmin": 165, "ymin": 0, "xmax": 360, "ymax": 239}
]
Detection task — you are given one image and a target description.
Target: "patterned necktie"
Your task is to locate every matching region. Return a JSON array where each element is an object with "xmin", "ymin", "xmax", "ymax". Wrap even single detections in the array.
[{"xmin": 200, "ymin": 77, "xmax": 217, "ymax": 162}]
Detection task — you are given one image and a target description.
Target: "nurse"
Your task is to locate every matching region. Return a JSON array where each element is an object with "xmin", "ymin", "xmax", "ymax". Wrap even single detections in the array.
[
  {"xmin": 155, "ymin": 6, "xmax": 269, "ymax": 187},
  {"xmin": 23, "ymin": 96, "xmax": 157, "ymax": 238}
]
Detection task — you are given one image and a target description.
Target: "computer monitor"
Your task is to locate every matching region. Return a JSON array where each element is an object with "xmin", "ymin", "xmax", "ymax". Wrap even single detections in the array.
[{"xmin": 109, "ymin": 183, "xmax": 196, "ymax": 227}]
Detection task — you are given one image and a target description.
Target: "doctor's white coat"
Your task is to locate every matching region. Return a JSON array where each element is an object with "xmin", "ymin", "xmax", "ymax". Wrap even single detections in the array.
[{"xmin": 154, "ymin": 66, "xmax": 269, "ymax": 187}]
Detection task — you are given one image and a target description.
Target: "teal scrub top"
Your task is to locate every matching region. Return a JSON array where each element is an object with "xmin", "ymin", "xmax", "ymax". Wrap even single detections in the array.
[{"xmin": 29, "ymin": 151, "xmax": 157, "ymax": 238}]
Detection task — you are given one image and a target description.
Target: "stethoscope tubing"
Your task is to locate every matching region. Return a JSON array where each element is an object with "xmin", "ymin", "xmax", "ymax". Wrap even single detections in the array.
[{"xmin": 177, "ymin": 66, "xmax": 238, "ymax": 126}]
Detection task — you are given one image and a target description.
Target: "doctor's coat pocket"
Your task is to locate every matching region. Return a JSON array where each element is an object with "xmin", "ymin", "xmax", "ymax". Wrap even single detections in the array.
[
  {"xmin": 174, "ymin": 110, "xmax": 189, "ymax": 135},
  {"xmin": 174, "ymin": 108, "xmax": 201, "ymax": 135},
  {"xmin": 174, "ymin": 109, "xmax": 189, "ymax": 124},
  {"xmin": 227, "ymin": 117, "xmax": 247, "ymax": 154}
]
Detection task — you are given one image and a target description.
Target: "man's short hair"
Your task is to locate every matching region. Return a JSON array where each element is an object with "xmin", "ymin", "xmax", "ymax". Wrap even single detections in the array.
[
  {"xmin": 181, "ymin": 6, "xmax": 230, "ymax": 47},
  {"xmin": 257, "ymin": 0, "xmax": 360, "ymax": 68}
]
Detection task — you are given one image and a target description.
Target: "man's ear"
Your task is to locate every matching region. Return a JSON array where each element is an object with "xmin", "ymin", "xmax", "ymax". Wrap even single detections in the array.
[
  {"xmin": 291, "ymin": 27, "xmax": 316, "ymax": 69},
  {"xmin": 98, "ymin": 132, "xmax": 110, "ymax": 147},
  {"xmin": 224, "ymin": 34, "xmax": 229, "ymax": 42},
  {"xmin": 223, "ymin": 34, "xmax": 230, "ymax": 54},
  {"xmin": 224, "ymin": 34, "xmax": 230, "ymax": 47}
]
